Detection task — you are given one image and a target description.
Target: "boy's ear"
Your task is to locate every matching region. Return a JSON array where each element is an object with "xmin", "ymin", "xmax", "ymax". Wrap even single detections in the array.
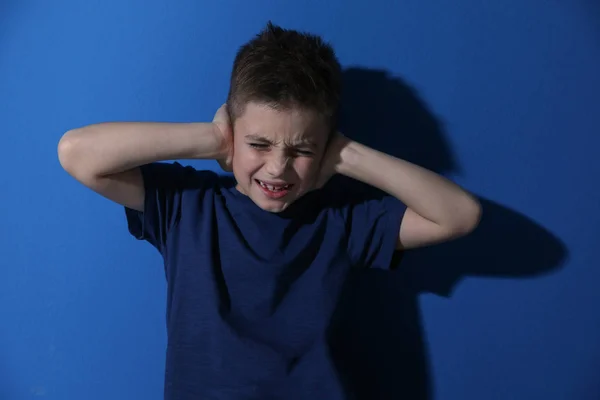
[{"xmin": 325, "ymin": 126, "xmax": 337, "ymax": 148}]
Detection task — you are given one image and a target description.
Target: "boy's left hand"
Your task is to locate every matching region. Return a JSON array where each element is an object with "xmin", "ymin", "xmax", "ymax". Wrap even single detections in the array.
[{"xmin": 316, "ymin": 131, "xmax": 350, "ymax": 188}]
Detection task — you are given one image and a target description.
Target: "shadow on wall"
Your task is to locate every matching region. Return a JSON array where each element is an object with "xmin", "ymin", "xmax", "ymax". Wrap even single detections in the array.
[{"xmin": 327, "ymin": 67, "xmax": 569, "ymax": 400}]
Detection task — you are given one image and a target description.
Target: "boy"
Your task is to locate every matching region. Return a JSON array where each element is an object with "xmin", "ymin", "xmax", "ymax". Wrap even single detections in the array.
[{"xmin": 58, "ymin": 22, "xmax": 480, "ymax": 400}]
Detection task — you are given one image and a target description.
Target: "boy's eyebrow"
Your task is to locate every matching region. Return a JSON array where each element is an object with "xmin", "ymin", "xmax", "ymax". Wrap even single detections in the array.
[
  {"xmin": 244, "ymin": 134, "xmax": 271, "ymax": 143},
  {"xmin": 244, "ymin": 134, "xmax": 318, "ymax": 148},
  {"xmin": 292, "ymin": 137, "xmax": 318, "ymax": 147}
]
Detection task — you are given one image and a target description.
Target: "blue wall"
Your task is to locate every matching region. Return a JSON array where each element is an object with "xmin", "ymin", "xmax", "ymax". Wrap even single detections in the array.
[{"xmin": 1, "ymin": 1, "xmax": 598, "ymax": 399}]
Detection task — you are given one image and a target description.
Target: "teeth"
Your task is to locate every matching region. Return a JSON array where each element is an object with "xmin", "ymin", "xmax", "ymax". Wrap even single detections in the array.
[{"xmin": 258, "ymin": 181, "xmax": 289, "ymax": 191}]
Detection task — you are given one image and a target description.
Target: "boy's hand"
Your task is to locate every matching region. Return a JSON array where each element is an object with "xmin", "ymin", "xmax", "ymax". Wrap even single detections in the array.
[
  {"xmin": 212, "ymin": 104, "xmax": 234, "ymax": 172},
  {"xmin": 316, "ymin": 131, "xmax": 351, "ymax": 188}
]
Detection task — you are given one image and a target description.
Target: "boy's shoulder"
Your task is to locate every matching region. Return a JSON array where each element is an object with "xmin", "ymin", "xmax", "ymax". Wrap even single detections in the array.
[
  {"xmin": 317, "ymin": 174, "xmax": 394, "ymax": 210},
  {"xmin": 138, "ymin": 161, "xmax": 223, "ymax": 192}
]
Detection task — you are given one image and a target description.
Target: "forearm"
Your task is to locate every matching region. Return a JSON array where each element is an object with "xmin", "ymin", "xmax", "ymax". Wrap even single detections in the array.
[
  {"xmin": 58, "ymin": 121, "xmax": 222, "ymax": 178},
  {"xmin": 337, "ymin": 140, "xmax": 481, "ymax": 230}
]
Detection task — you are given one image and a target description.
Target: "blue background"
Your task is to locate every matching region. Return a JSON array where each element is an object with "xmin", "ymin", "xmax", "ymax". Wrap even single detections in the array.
[{"xmin": 1, "ymin": 1, "xmax": 598, "ymax": 399}]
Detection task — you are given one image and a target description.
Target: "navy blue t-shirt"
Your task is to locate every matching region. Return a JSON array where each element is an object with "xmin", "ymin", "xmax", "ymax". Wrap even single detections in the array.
[{"xmin": 125, "ymin": 161, "xmax": 406, "ymax": 400}]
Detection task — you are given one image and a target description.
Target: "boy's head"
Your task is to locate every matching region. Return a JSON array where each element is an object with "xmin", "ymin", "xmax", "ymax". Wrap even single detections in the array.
[{"xmin": 226, "ymin": 22, "xmax": 342, "ymax": 213}]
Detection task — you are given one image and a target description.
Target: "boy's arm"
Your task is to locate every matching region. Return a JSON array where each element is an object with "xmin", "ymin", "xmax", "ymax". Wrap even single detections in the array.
[
  {"xmin": 333, "ymin": 136, "xmax": 482, "ymax": 250},
  {"xmin": 58, "ymin": 105, "xmax": 231, "ymax": 212}
]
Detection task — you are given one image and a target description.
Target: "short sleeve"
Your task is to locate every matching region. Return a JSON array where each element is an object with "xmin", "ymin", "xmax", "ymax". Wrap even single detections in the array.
[
  {"xmin": 341, "ymin": 179, "xmax": 407, "ymax": 270},
  {"xmin": 124, "ymin": 161, "xmax": 217, "ymax": 255}
]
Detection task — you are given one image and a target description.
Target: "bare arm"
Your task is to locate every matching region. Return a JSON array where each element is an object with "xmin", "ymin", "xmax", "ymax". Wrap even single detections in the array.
[
  {"xmin": 58, "ymin": 106, "xmax": 231, "ymax": 212},
  {"xmin": 335, "ymin": 138, "xmax": 482, "ymax": 250}
]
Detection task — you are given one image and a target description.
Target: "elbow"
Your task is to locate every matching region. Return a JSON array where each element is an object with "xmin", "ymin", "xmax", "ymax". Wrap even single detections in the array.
[
  {"xmin": 57, "ymin": 128, "xmax": 95, "ymax": 181},
  {"xmin": 454, "ymin": 195, "xmax": 482, "ymax": 236},
  {"xmin": 57, "ymin": 129, "xmax": 80, "ymax": 174}
]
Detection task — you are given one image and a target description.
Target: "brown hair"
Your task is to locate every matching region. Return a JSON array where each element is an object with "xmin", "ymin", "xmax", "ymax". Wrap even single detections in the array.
[{"xmin": 226, "ymin": 21, "xmax": 342, "ymax": 129}]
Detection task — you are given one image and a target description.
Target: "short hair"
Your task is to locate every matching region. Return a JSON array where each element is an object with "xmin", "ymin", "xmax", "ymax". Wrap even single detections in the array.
[{"xmin": 227, "ymin": 21, "xmax": 342, "ymax": 129}]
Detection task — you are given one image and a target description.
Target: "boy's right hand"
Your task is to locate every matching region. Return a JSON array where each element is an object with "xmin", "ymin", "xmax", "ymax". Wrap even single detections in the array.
[{"xmin": 212, "ymin": 104, "xmax": 234, "ymax": 172}]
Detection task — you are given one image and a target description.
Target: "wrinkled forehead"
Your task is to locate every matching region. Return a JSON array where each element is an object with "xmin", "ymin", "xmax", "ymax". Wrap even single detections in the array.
[
  {"xmin": 243, "ymin": 133, "xmax": 321, "ymax": 149},
  {"xmin": 234, "ymin": 102, "xmax": 330, "ymax": 147}
]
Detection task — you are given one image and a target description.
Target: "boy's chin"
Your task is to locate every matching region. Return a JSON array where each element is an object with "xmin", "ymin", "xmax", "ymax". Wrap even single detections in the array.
[
  {"xmin": 258, "ymin": 202, "xmax": 290, "ymax": 213},
  {"xmin": 251, "ymin": 191, "xmax": 296, "ymax": 213},
  {"xmin": 239, "ymin": 180, "xmax": 318, "ymax": 213}
]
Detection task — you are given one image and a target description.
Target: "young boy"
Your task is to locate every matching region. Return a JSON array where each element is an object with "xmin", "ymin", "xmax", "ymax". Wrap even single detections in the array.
[{"xmin": 58, "ymin": 22, "xmax": 480, "ymax": 400}]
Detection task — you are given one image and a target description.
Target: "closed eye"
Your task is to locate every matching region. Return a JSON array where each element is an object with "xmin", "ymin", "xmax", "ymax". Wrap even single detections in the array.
[
  {"xmin": 294, "ymin": 149, "xmax": 314, "ymax": 156},
  {"xmin": 249, "ymin": 142, "xmax": 269, "ymax": 150}
]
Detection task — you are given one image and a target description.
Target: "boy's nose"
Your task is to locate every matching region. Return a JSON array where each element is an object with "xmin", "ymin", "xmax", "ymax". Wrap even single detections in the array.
[{"xmin": 265, "ymin": 153, "xmax": 289, "ymax": 177}]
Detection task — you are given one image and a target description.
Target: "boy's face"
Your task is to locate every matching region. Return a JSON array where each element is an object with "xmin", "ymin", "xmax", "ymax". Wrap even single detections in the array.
[{"xmin": 231, "ymin": 102, "xmax": 330, "ymax": 213}]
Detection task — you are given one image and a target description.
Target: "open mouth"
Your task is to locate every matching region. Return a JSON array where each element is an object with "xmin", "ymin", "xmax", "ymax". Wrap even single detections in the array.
[{"xmin": 255, "ymin": 179, "xmax": 294, "ymax": 198}]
